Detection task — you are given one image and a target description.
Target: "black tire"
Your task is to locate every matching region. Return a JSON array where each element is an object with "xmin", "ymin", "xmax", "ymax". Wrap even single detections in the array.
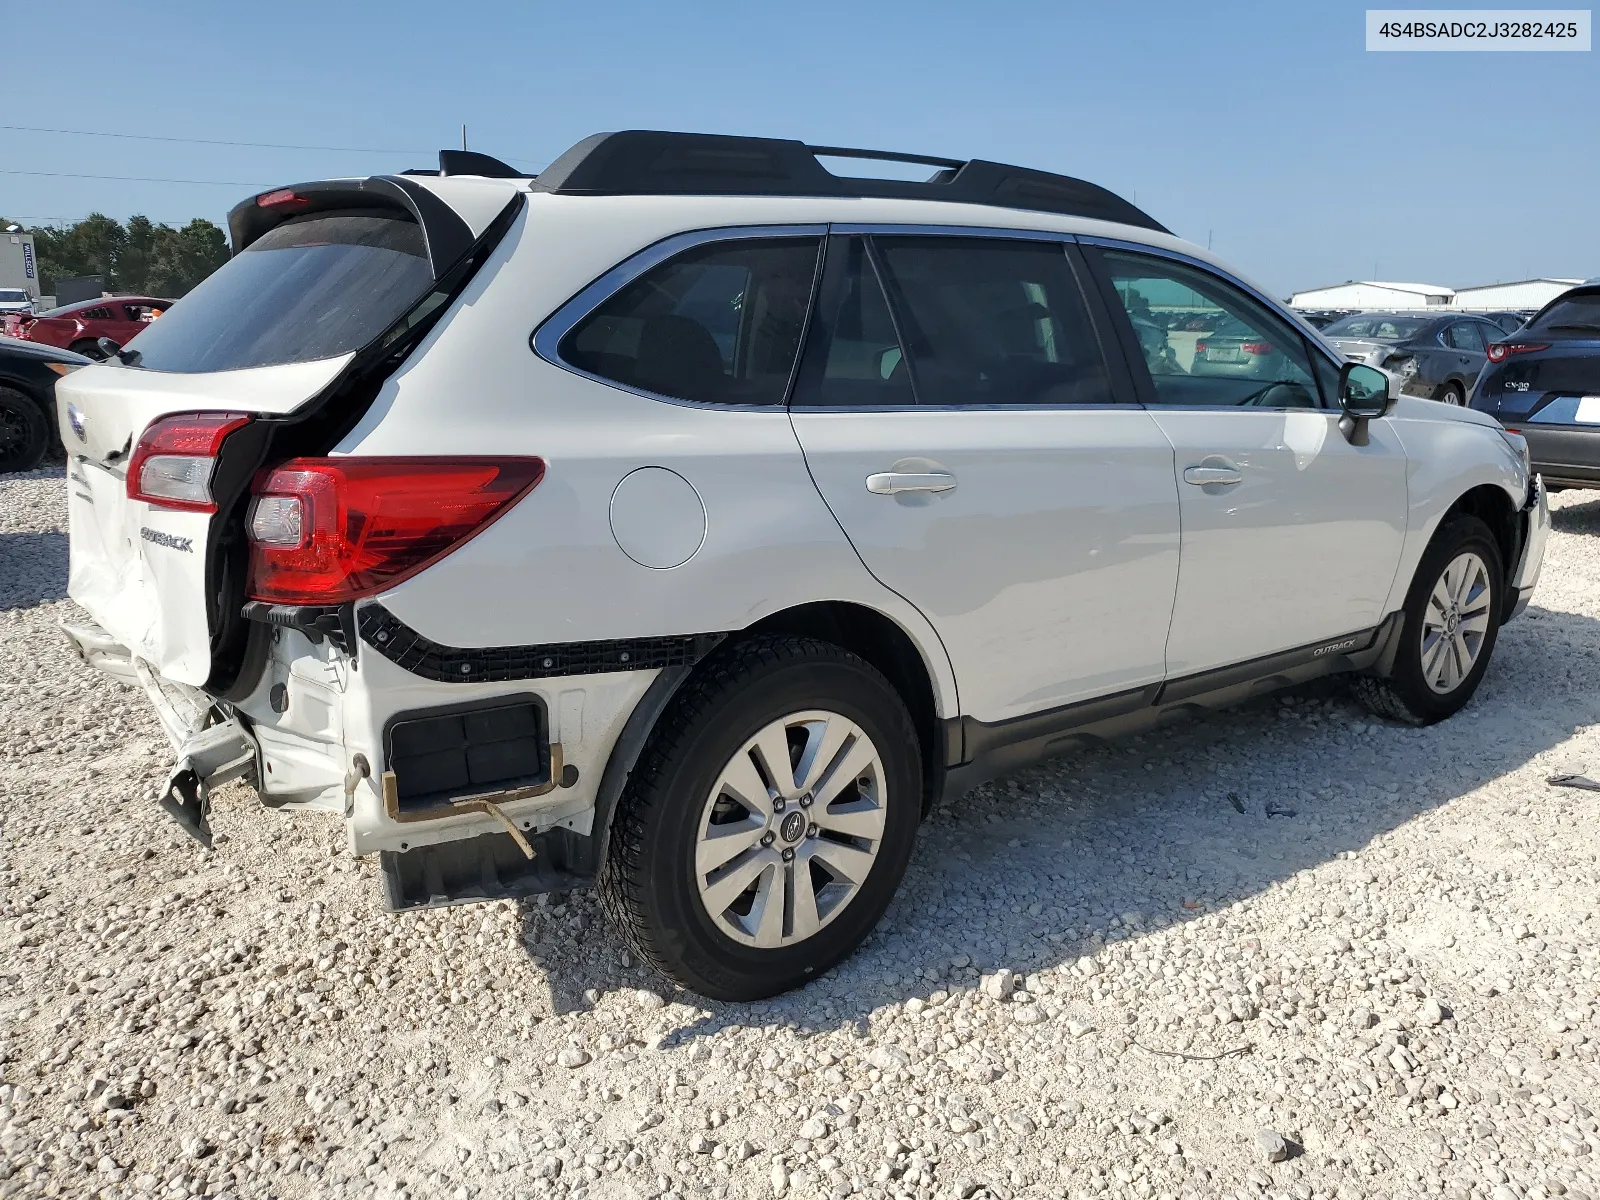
[
  {"xmin": 1437, "ymin": 382, "xmax": 1465, "ymax": 406},
  {"xmin": 0, "ymin": 386, "xmax": 50, "ymax": 473},
  {"xmin": 1351, "ymin": 515, "xmax": 1504, "ymax": 725},
  {"xmin": 600, "ymin": 636, "xmax": 922, "ymax": 1001},
  {"xmin": 68, "ymin": 339, "xmax": 106, "ymax": 361}
]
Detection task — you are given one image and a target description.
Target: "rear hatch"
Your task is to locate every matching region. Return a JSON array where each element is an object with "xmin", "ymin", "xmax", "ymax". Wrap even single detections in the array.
[{"xmin": 57, "ymin": 172, "xmax": 524, "ymax": 689}]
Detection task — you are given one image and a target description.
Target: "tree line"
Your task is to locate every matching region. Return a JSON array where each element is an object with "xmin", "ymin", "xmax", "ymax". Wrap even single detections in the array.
[{"xmin": 2, "ymin": 213, "xmax": 231, "ymax": 298}]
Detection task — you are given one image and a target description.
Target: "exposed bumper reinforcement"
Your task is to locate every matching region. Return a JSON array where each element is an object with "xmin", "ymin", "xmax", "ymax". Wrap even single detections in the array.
[
  {"xmin": 1508, "ymin": 474, "xmax": 1550, "ymax": 622},
  {"xmin": 157, "ymin": 719, "xmax": 260, "ymax": 849}
]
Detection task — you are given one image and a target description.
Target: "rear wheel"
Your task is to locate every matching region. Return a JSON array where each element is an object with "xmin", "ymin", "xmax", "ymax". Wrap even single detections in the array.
[
  {"xmin": 1437, "ymin": 382, "xmax": 1465, "ymax": 405},
  {"xmin": 68, "ymin": 339, "xmax": 106, "ymax": 361},
  {"xmin": 0, "ymin": 386, "xmax": 50, "ymax": 473},
  {"xmin": 601, "ymin": 636, "xmax": 921, "ymax": 1000},
  {"xmin": 1352, "ymin": 515, "xmax": 1503, "ymax": 724}
]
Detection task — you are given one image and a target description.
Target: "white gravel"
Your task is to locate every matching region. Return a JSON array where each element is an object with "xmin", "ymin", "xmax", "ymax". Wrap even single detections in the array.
[{"xmin": 2, "ymin": 465, "xmax": 1599, "ymax": 1200}]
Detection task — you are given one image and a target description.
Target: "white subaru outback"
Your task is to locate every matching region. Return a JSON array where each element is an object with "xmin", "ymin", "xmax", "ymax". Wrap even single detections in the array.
[{"xmin": 56, "ymin": 132, "xmax": 1549, "ymax": 1000}]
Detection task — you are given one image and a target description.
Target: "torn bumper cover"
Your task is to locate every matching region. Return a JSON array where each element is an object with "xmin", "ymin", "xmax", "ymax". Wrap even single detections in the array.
[{"xmin": 60, "ymin": 617, "xmax": 259, "ymax": 848}]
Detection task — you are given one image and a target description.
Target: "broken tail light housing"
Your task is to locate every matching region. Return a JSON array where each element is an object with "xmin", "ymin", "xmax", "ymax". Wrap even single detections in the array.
[
  {"xmin": 245, "ymin": 457, "xmax": 545, "ymax": 605},
  {"xmin": 127, "ymin": 412, "xmax": 253, "ymax": 512}
]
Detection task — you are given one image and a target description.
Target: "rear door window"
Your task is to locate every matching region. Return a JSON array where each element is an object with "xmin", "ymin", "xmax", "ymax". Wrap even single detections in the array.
[
  {"xmin": 560, "ymin": 237, "xmax": 821, "ymax": 406},
  {"xmin": 1445, "ymin": 322, "xmax": 1486, "ymax": 352},
  {"xmin": 122, "ymin": 214, "xmax": 435, "ymax": 373},
  {"xmin": 871, "ymin": 236, "xmax": 1114, "ymax": 406}
]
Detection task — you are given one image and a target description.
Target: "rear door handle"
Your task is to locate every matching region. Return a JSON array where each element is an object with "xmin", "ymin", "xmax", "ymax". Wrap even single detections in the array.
[
  {"xmin": 1182, "ymin": 464, "xmax": 1243, "ymax": 487},
  {"xmin": 866, "ymin": 471, "xmax": 957, "ymax": 495}
]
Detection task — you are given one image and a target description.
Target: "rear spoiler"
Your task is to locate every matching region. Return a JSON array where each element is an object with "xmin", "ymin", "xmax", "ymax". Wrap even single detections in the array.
[{"xmin": 227, "ymin": 175, "xmax": 501, "ymax": 283}]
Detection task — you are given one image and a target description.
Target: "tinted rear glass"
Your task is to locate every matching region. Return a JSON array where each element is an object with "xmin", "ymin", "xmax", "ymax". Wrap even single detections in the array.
[
  {"xmin": 1531, "ymin": 291, "xmax": 1600, "ymax": 332},
  {"xmin": 1322, "ymin": 315, "xmax": 1429, "ymax": 339},
  {"xmin": 122, "ymin": 214, "xmax": 433, "ymax": 373}
]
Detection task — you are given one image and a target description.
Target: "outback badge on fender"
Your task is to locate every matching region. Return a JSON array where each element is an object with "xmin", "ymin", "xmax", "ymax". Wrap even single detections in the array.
[
  {"xmin": 140, "ymin": 527, "xmax": 194, "ymax": 553},
  {"xmin": 1312, "ymin": 637, "xmax": 1360, "ymax": 658}
]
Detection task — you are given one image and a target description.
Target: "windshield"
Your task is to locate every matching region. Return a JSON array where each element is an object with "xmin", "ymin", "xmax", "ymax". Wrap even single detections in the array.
[
  {"xmin": 0, "ymin": 290, "xmax": 27, "ymax": 303},
  {"xmin": 1322, "ymin": 315, "xmax": 1430, "ymax": 340},
  {"xmin": 1530, "ymin": 291, "xmax": 1600, "ymax": 332},
  {"xmin": 122, "ymin": 213, "xmax": 434, "ymax": 373}
]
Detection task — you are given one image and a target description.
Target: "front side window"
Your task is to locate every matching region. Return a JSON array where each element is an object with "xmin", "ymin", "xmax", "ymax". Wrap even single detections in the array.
[
  {"xmin": 871, "ymin": 236, "xmax": 1113, "ymax": 406},
  {"xmin": 561, "ymin": 237, "xmax": 821, "ymax": 406},
  {"xmin": 1101, "ymin": 251, "xmax": 1322, "ymax": 408}
]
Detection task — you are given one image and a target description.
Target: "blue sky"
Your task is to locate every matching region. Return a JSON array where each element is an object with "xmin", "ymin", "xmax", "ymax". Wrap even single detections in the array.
[{"xmin": 2, "ymin": 0, "xmax": 1595, "ymax": 296}]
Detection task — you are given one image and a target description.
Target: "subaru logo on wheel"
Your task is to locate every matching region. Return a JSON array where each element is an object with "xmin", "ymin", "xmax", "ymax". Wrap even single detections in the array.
[{"xmin": 67, "ymin": 403, "xmax": 86, "ymax": 443}]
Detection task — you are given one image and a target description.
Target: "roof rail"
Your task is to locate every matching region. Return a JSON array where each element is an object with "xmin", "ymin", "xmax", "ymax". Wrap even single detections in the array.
[{"xmin": 531, "ymin": 131, "xmax": 1167, "ymax": 233}]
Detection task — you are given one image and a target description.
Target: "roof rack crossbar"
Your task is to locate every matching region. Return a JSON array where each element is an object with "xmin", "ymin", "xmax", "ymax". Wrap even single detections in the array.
[
  {"xmin": 804, "ymin": 144, "xmax": 965, "ymax": 171},
  {"xmin": 529, "ymin": 131, "xmax": 1168, "ymax": 234}
]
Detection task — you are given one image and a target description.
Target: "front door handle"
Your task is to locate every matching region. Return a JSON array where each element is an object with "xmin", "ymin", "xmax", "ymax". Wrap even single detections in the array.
[
  {"xmin": 866, "ymin": 471, "xmax": 957, "ymax": 495},
  {"xmin": 1182, "ymin": 463, "xmax": 1243, "ymax": 487}
]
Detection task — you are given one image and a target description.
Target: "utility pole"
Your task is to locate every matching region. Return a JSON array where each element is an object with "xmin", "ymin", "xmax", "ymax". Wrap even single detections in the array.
[{"xmin": 462, "ymin": 125, "xmax": 468, "ymax": 151}]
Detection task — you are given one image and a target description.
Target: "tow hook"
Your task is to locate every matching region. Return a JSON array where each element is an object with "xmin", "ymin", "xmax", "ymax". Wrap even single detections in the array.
[
  {"xmin": 342, "ymin": 754, "xmax": 372, "ymax": 818},
  {"xmin": 156, "ymin": 720, "xmax": 258, "ymax": 849}
]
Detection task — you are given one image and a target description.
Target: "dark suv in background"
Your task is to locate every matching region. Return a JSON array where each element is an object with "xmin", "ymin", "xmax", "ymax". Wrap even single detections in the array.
[{"xmin": 1470, "ymin": 285, "xmax": 1600, "ymax": 490}]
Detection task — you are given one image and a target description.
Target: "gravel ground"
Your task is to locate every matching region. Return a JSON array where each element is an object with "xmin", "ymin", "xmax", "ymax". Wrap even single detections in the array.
[{"xmin": 2, "ymin": 465, "xmax": 1598, "ymax": 1200}]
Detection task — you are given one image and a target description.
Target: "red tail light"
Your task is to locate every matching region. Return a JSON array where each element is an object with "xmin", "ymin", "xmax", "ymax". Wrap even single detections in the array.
[
  {"xmin": 127, "ymin": 412, "xmax": 252, "ymax": 512},
  {"xmin": 256, "ymin": 189, "xmax": 311, "ymax": 210},
  {"xmin": 1194, "ymin": 341, "xmax": 1208, "ymax": 353},
  {"xmin": 1242, "ymin": 342, "xmax": 1273, "ymax": 355},
  {"xmin": 245, "ymin": 457, "xmax": 545, "ymax": 605},
  {"xmin": 1486, "ymin": 342, "xmax": 1549, "ymax": 363}
]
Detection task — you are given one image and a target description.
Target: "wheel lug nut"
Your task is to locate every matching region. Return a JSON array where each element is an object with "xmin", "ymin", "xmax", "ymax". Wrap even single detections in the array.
[
  {"xmin": 807, "ymin": 823, "xmax": 818, "ymax": 838},
  {"xmin": 760, "ymin": 832, "xmax": 775, "ymax": 847},
  {"xmin": 773, "ymin": 798, "xmax": 785, "ymax": 812},
  {"xmin": 781, "ymin": 848, "xmax": 794, "ymax": 862},
  {"xmin": 798, "ymin": 792, "xmax": 812, "ymax": 808}
]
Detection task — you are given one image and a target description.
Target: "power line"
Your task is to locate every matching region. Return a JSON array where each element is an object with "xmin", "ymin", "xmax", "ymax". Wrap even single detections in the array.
[
  {"xmin": 2, "ymin": 168, "xmax": 267, "ymax": 187},
  {"xmin": 0, "ymin": 122, "xmax": 431, "ymax": 155},
  {"xmin": 0, "ymin": 123, "xmax": 547, "ymax": 168}
]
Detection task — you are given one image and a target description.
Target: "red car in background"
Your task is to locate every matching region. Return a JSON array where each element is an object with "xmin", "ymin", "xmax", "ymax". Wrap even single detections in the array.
[{"xmin": 20, "ymin": 296, "xmax": 174, "ymax": 359}]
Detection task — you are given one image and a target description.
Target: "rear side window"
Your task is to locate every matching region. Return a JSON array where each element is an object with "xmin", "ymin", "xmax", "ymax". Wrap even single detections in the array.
[
  {"xmin": 1444, "ymin": 322, "xmax": 1486, "ymax": 351},
  {"xmin": 872, "ymin": 236, "xmax": 1113, "ymax": 406},
  {"xmin": 560, "ymin": 238, "xmax": 821, "ymax": 406},
  {"xmin": 122, "ymin": 214, "xmax": 434, "ymax": 373},
  {"xmin": 1531, "ymin": 291, "xmax": 1600, "ymax": 332}
]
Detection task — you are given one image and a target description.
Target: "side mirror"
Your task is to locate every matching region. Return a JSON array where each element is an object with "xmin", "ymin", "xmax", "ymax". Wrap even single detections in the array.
[
  {"xmin": 1337, "ymin": 362, "xmax": 1391, "ymax": 445},
  {"xmin": 95, "ymin": 337, "xmax": 123, "ymax": 361}
]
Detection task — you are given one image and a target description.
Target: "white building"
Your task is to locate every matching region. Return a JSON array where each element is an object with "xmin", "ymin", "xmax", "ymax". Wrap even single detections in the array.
[
  {"xmin": 1288, "ymin": 281, "xmax": 1454, "ymax": 310},
  {"xmin": 1452, "ymin": 279, "xmax": 1583, "ymax": 311}
]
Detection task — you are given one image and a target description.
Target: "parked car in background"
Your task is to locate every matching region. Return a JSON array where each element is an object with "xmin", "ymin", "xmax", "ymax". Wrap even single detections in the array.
[
  {"xmin": 0, "ymin": 288, "xmax": 34, "ymax": 319},
  {"xmin": 1470, "ymin": 283, "xmax": 1600, "ymax": 490},
  {"xmin": 1190, "ymin": 314, "xmax": 1298, "ymax": 381},
  {"xmin": 1294, "ymin": 309, "xmax": 1355, "ymax": 330},
  {"xmin": 20, "ymin": 296, "xmax": 173, "ymax": 359},
  {"xmin": 0, "ymin": 336, "xmax": 90, "ymax": 471},
  {"xmin": 1476, "ymin": 311, "xmax": 1528, "ymax": 336},
  {"xmin": 1322, "ymin": 311, "xmax": 1506, "ymax": 405}
]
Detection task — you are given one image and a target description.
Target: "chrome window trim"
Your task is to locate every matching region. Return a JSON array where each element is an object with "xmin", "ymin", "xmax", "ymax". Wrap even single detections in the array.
[
  {"xmin": 530, "ymin": 224, "xmax": 829, "ymax": 412},
  {"xmin": 1080, "ymin": 233, "xmax": 1348, "ymax": 413}
]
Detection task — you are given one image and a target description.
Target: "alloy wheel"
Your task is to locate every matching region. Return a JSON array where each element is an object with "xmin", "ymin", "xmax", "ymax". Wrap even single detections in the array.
[
  {"xmin": 693, "ymin": 709, "xmax": 886, "ymax": 948},
  {"xmin": 1421, "ymin": 550, "xmax": 1492, "ymax": 694}
]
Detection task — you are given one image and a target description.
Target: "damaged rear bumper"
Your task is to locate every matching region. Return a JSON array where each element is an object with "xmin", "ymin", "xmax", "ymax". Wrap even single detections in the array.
[{"xmin": 60, "ymin": 617, "xmax": 259, "ymax": 847}]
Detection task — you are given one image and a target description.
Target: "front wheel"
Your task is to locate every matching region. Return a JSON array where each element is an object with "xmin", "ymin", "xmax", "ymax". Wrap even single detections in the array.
[
  {"xmin": 1351, "ymin": 515, "xmax": 1503, "ymax": 724},
  {"xmin": 1437, "ymin": 382, "xmax": 1465, "ymax": 406},
  {"xmin": 601, "ymin": 636, "xmax": 922, "ymax": 1000}
]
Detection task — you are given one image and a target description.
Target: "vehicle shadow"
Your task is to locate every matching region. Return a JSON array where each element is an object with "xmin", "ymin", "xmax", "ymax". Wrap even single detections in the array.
[
  {"xmin": 513, "ymin": 600, "xmax": 1600, "ymax": 1028},
  {"xmin": 1551, "ymin": 490, "xmax": 1600, "ymax": 535},
  {"xmin": 0, "ymin": 531, "xmax": 68, "ymax": 611}
]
